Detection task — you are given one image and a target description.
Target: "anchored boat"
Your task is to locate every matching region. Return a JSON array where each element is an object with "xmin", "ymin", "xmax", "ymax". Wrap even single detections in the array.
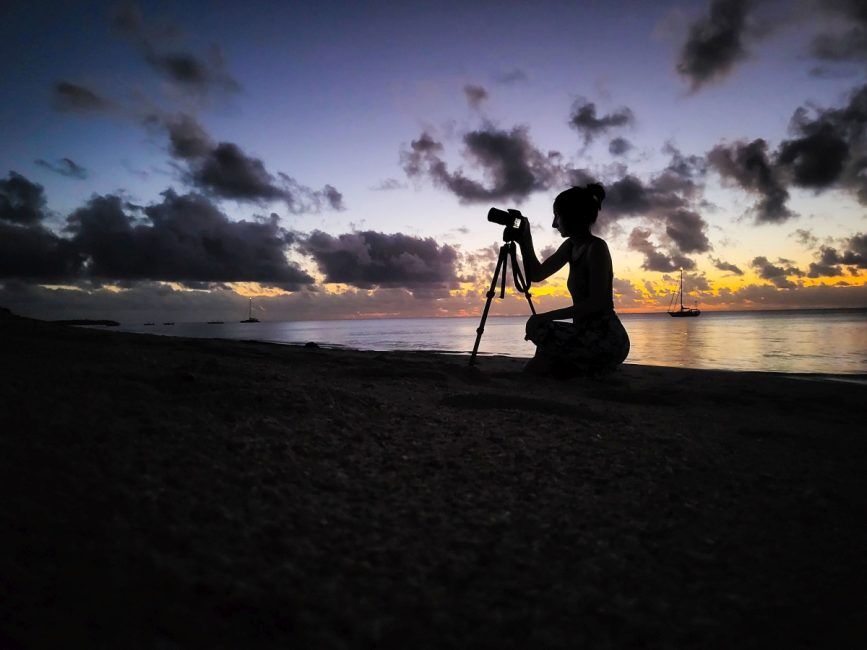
[{"xmin": 668, "ymin": 268, "xmax": 701, "ymax": 317}]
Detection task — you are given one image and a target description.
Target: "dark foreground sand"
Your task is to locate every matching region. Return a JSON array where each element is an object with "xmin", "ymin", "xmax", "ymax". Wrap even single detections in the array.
[{"xmin": 1, "ymin": 310, "xmax": 865, "ymax": 649}]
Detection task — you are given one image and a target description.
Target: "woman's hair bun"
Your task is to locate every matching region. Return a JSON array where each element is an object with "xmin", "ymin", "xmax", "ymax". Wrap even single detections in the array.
[{"xmin": 586, "ymin": 183, "xmax": 606, "ymax": 206}]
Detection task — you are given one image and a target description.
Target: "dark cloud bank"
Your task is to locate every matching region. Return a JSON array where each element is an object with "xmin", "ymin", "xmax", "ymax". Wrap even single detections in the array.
[
  {"xmin": 297, "ymin": 231, "xmax": 459, "ymax": 291},
  {"xmin": 0, "ymin": 172, "xmax": 460, "ymax": 298},
  {"xmin": 1, "ymin": 172, "xmax": 312, "ymax": 287}
]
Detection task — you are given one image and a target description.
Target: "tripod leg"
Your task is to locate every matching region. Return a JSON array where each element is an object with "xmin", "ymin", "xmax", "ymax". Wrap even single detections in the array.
[
  {"xmin": 509, "ymin": 242, "xmax": 536, "ymax": 315},
  {"xmin": 469, "ymin": 245, "xmax": 509, "ymax": 366}
]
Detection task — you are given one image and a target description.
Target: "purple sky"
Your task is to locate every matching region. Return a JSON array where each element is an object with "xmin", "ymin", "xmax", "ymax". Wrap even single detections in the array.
[{"xmin": 1, "ymin": 0, "xmax": 866, "ymax": 321}]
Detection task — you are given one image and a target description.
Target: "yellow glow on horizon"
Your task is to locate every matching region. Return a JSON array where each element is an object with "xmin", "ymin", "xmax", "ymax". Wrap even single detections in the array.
[
  {"xmin": 229, "ymin": 282, "xmax": 292, "ymax": 297},
  {"xmin": 38, "ymin": 284, "xmax": 86, "ymax": 292}
]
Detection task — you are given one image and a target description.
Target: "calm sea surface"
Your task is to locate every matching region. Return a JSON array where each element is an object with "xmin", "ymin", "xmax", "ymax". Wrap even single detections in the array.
[{"xmin": 113, "ymin": 309, "xmax": 867, "ymax": 375}]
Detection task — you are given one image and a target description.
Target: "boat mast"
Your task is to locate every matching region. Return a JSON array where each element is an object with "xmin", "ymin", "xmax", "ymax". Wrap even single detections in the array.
[
  {"xmin": 679, "ymin": 268, "xmax": 684, "ymax": 310},
  {"xmin": 248, "ymin": 298, "xmax": 252, "ymax": 320}
]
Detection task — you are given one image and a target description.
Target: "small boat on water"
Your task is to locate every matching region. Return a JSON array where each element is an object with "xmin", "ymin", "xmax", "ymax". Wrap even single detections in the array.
[
  {"xmin": 240, "ymin": 298, "xmax": 260, "ymax": 323},
  {"xmin": 163, "ymin": 322, "xmax": 174, "ymax": 326},
  {"xmin": 668, "ymin": 268, "xmax": 701, "ymax": 317},
  {"xmin": 144, "ymin": 322, "xmax": 155, "ymax": 326},
  {"xmin": 207, "ymin": 321, "xmax": 224, "ymax": 324}
]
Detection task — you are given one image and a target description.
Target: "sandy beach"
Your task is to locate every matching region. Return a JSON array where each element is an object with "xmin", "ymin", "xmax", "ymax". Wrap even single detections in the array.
[{"xmin": 1, "ymin": 308, "xmax": 865, "ymax": 648}]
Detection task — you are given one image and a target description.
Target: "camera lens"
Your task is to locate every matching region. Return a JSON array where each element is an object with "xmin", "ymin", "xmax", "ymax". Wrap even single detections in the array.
[{"xmin": 487, "ymin": 207, "xmax": 511, "ymax": 226}]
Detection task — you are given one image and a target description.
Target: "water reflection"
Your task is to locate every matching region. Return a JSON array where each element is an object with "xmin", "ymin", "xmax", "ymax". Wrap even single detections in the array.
[
  {"xmin": 622, "ymin": 310, "xmax": 867, "ymax": 374},
  {"xmin": 114, "ymin": 309, "xmax": 867, "ymax": 375}
]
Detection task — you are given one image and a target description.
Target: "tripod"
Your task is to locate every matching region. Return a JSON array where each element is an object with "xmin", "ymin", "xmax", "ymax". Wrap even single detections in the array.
[{"xmin": 469, "ymin": 238, "xmax": 536, "ymax": 366}]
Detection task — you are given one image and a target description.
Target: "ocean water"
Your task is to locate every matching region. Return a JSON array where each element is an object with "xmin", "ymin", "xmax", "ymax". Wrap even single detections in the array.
[{"xmin": 112, "ymin": 309, "xmax": 867, "ymax": 376}]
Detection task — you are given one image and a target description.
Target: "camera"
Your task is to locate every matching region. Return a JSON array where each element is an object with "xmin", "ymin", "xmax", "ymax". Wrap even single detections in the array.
[{"xmin": 488, "ymin": 207, "xmax": 527, "ymax": 241}]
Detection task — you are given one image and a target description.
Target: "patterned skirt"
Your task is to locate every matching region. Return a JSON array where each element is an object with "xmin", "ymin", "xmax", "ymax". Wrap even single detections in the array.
[{"xmin": 527, "ymin": 311, "xmax": 630, "ymax": 376}]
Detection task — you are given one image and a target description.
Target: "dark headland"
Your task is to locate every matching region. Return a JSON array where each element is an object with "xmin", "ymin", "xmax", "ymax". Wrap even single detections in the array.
[{"xmin": 1, "ymin": 309, "xmax": 865, "ymax": 648}]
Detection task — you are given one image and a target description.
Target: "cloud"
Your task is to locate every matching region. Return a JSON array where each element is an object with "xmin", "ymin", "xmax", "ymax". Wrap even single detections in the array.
[
  {"xmin": 188, "ymin": 142, "xmax": 287, "ymax": 202},
  {"xmin": 684, "ymin": 271, "xmax": 711, "ymax": 291},
  {"xmin": 52, "ymin": 82, "xmax": 113, "ymax": 113},
  {"xmin": 612, "ymin": 277, "xmax": 646, "ymax": 308},
  {"xmin": 568, "ymin": 99, "xmax": 634, "ymax": 144},
  {"xmin": 806, "ymin": 233, "xmax": 867, "ymax": 275},
  {"xmin": 370, "ymin": 178, "xmax": 406, "ymax": 191},
  {"xmin": 807, "ymin": 246, "xmax": 844, "ymax": 278},
  {"xmin": 0, "ymin": 174, "xmax": 84, "ymax": 280},
  {"xmin": 792, "ymin": 228, "xmax": 818, "ymax": 248},
  {"xmin": 401, "ymin": 127, "xmax": 571, "ymax": 204},
  {"xmin": 603, "ymin": 174, "xmax": 690, "ymax": 219},
  {"xmin": 777, "ymin": 115, "xmax": 851, "ymax": 190},
  {"xmin": 34, "ymin": 158, "xmax": 88, "ymax": 180},
  {"xmin": 154, "ymin": 113, "xmax": 343, "ymax": 210},
  {"xmin": 710, "ymin": 257, "xmax": 744, "ymax": 275},
  {"xmin": 297, "ymin": 230, "xmax": 459, "ymax": 291},
  {"xmin": 628, "ymin": 227, "xmax": 696, "ymax": 272},
  {"xmin": 705, "ymin": 85, "xmax": 867, "ymax": 215},
  {"xmin": 676, "ymin": 0, "xmax": 756, "ymax": 90},
  {"xmin": 811, "ymin": 0, "xmax": 867, "ymax": 63},
  {"xmin": 707, "ymin": 138, "xmax": 793, "ymax": 223},
  {"xmin": 65, "ymin": 190, "xmax": 314, "ymax": 288},
  {"xmin": 774, "ymin": 85, "xmax": 867, "ymax": 203},
  {"xmin": 494, "ymin": 69, "xmax": 528, "ymax": 85},
  {"xmin": 146, "ymin": 48, "xmax": 239, "ymax": 95},
  {"xmin": 841, "ymin": 232, "xmax": 867, "ymax": 267},
  {"xmin": 113, "ymin": 2, "xmax": 239, "ymax": 97},
  {"xmin": 0, "ymin": 222, "xmax": 82, "ymax": 280},
  {"xmin": 163, "ymin": 113, "xmax": 213, "ymax": 159},
  {"xmin": 463, "ymin": 84, "xmax": 489, "ymax": 110},
  {"xmin": 664, "ymin": 208, "xmax": 711, "ymax": 253},
  {"xmin": 590, "ymin": 149, "xmax": 712, "ymax": 261},
  {"xmin": 602, "ymin": 166, "xmax": 702, "ymax": 222},
  {"xmin": 0, "ymin": 172, "xmax": 48, "ymax": 225},
  {"xmin": 663, "ymin": 142, "xmax": 708, "ymax": 179},
  {"xmin": 750, "ymin": 256, "xmax": 804, "ymax": 288},
  {"xmin": 608, "ymin": 137, "xmax": 633, "ymax": 156},
  {"xmin": 699, "ymin": 281, "xmax": 867, "ymax": 309}
]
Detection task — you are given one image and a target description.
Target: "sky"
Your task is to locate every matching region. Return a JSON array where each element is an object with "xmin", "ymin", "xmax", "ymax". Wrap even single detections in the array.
[{"xmin": 1, "ymin": 0, "xmax": 866, "ymax": 322}]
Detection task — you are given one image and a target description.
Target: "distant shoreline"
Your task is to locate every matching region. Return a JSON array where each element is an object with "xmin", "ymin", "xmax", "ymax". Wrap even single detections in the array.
[{"xmin": 30, "ymin": 304, "xmax": 867, "ymax": 327}]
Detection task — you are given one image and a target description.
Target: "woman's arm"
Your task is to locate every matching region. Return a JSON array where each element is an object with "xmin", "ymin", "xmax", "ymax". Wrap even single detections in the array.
[{"xmin": 517, "ymin": 228, "xmax": 571, "ymax": 282}]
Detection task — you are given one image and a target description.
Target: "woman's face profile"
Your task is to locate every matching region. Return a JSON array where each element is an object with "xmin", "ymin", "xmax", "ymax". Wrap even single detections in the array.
[{"xmin": 552, "ymin": 208, "xmax": 568, "ymax": 237}]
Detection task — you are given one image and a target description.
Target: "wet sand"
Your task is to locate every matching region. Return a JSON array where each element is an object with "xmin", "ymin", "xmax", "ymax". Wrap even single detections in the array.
[{"xmin": 1, "ymin": 309, "xmax": 865, "ymax": 648}]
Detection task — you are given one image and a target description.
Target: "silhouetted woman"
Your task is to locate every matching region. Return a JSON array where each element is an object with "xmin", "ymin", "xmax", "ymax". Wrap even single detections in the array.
[{"xmin": 517, "ymin": 184, "xmax": 629, "ymax": 376}]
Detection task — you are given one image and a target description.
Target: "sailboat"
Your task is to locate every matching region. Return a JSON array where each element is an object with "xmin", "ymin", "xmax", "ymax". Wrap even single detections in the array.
[
  {"xmin": 240, "ymin": 298, "xmax": 260, "ymax": 323},
  {"xmin": 668, "ymin": 268, "xmax": 701, "ymax": 317}
]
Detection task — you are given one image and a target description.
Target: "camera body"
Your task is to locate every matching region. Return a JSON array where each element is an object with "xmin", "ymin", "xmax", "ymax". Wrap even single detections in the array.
[{"xmin": 487, "ymin": 207, "xmax": 527, "ymax": 241}]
